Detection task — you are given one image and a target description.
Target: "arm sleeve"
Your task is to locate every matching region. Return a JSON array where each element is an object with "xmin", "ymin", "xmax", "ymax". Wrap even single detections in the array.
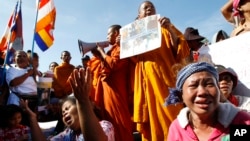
[{"xmin": 100, "ymin": 120, "xmax": 115, "ymax": 141}]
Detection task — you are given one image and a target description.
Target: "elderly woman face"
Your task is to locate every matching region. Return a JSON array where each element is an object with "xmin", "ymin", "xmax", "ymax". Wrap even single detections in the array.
[
  {"xmin": 61, "ymin": 100, "xmax": 80, "ymax": 131},
  {"xmin": 182, "ymin": 71, "xmax": 220, "ymax": 116},
  {"xmin": 14, "ymin": 51, "xmax": 29, "ymax": 68}
]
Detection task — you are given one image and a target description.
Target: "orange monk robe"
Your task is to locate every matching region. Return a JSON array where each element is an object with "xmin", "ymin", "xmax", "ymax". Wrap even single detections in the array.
[
  {"xmin": 87, "ymin": 56, "xmax": 101, "ymax": 101},
  {"xmin": 133, "ymin": 26, "xmax": 190, "ymax": 141},
  {"xmin": 52, "ymin": 62, "xmax": 75, "ymax": 98},
  {"xmin": 127, "ymin": 58, "xmax": 136, "ymax": 121},
  {"xmin": 95, "ymin": 44, "xmax": 134, "ymax": 141},
  {"xmin": 127, "ymin": 58, "xmax": 137, "ymax": 132}
]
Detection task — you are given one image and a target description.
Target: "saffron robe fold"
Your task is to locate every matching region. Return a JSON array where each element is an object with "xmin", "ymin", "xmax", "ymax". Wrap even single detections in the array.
[
  {"xmin": 88, "ymin": 56, "xmax": 101, "ymax": 101},
  {"xmin": 95, "ymin": 44, "xmax": 134, "ymax": 141},
  {"xmin": 133, "ymin": 26, "xmax": 190, "ymax": 141},
  {"xmin": 52, "ymin": 62, "xmax": 75, "ymax": 98}
]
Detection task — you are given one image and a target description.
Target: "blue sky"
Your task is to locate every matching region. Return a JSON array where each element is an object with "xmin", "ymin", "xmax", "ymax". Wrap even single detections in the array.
[{"xmin": 0, "ymin": 0, "xmax": 234, "ymax": 72}]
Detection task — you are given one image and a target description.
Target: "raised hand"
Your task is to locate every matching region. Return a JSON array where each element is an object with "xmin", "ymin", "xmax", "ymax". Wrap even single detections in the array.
[
  {"xmin": 69, "ymin": 68, "xmax": 92, "ymax": 103},
  {"xmin": 19, "ymin": 99, "xmax": 37, "ymax": 118}
]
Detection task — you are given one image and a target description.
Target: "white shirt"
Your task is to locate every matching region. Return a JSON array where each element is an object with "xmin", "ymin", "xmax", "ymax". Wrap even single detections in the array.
[{"xmin": 6, "ymin": 66, "xmax": 37, "ymax": 105}]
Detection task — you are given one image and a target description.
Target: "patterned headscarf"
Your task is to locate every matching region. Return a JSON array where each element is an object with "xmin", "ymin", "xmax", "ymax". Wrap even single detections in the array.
[
  {"xmin": 233, "ymin": 0, "xmax": 241, "ymax": 16},
  {"xmin": 164, "ymin": 62, "xmax": 218, "ymax": 106}
]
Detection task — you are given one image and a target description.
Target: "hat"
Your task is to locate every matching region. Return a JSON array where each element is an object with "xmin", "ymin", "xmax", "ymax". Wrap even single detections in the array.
[
  {"xmin": 214, "ymin": 65, "xmax": 238, "ymax": 89},
  {"xmin": 184, "ymin": 27, "xmax": 205, "ymax": 41}
]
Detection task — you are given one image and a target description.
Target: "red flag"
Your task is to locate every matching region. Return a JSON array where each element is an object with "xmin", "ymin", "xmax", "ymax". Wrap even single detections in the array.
[{"xmin": 0, "ymin": 0, "xmax": 23, "ymax": 63}]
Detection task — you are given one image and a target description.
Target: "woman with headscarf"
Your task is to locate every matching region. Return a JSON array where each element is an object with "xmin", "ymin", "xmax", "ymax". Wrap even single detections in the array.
[{"xmin": 165, "ymin": 62, "xmax": 250, "ymax": 141}]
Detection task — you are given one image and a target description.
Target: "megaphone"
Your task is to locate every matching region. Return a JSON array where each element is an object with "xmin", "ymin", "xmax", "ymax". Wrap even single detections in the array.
[{"xmin": 78, "ymin": 39, "xmax": 109, "ymax": 56}]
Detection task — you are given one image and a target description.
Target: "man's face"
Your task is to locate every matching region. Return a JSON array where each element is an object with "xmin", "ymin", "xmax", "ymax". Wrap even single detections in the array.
[
  {"xmin": 107, "ymin": 28, "xmax": 117, "ymax": 45},
  {"xmin": 138, "ymin": 1, "xmax": 156, "ymax": 19},
  {"xmin": 15, "ymin": 51, "xmax": 29, "ymax": 68},
  {"xmin": 61, "ymin": 51, "xmax": 71, "ymax": 63}
]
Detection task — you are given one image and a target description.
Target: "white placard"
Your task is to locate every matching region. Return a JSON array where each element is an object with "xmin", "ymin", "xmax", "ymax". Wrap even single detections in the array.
[
  {"xmin": 200, "ymin": 32, "xmax": 250, "ymax": 97},
  {"xmin": 120, "ymin": 14, "xmax": 162, "ymax": 59}
]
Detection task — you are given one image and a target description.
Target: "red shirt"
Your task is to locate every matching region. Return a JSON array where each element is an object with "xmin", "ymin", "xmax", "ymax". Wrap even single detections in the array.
[
  {"xmin": 228, "ymin": 94, "xmax": 239, "ymax": 107},
  {"xmin": 0, "ymin": 125, "xmax": 30, "ymax": 141}
]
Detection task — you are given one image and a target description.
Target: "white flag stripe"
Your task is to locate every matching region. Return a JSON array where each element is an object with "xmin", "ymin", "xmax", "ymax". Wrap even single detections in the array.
[{"xmin": 37, "ymin": 1, "xmax": 55, "ymax": 21}]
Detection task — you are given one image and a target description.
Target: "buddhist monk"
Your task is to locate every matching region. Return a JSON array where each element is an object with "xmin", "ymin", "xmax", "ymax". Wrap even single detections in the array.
[
  {"xmin": 88, "ymin": 48, "xmax": 102, "ymax": 101},
  {"xmin": 95, "ymin": 24, "xmax": 134, "ymax": 141},
  {"xmin": 132, "ymin": 1, "xmax": 190, "ymax": 141},
  {"xmin": 52, "ymin": 51, "xmax": 75, "ymax": 98}
]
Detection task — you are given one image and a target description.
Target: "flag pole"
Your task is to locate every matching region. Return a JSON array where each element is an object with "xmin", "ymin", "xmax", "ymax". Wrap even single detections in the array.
[
  {"xmin": 1, "ymin": 0, "xmax": 19, "ymax": 87},
  {"xmin": 30, "ymin": 0, "xmax": 40, "ymax": 67}
]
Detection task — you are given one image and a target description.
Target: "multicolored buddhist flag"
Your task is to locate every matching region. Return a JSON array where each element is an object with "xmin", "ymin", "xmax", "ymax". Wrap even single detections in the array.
[
  {"xmin": 35, "ymin": 0, "xmax": 56, "ymax": 51},
  {"xmin": 0, "ymin": 0, "xmax": 23, "ymax": 63}
]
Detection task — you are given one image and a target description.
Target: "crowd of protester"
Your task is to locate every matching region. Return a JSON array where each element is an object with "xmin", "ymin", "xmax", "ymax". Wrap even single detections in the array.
[{"xmin": 0, "ymin": 0, "xmax": 250, "ymax": 141}]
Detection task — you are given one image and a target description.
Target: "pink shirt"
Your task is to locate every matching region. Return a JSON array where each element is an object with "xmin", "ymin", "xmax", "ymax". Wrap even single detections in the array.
[{"xmin": 167, "ymin": 103, "xmax": 250, "ymax": 141}]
